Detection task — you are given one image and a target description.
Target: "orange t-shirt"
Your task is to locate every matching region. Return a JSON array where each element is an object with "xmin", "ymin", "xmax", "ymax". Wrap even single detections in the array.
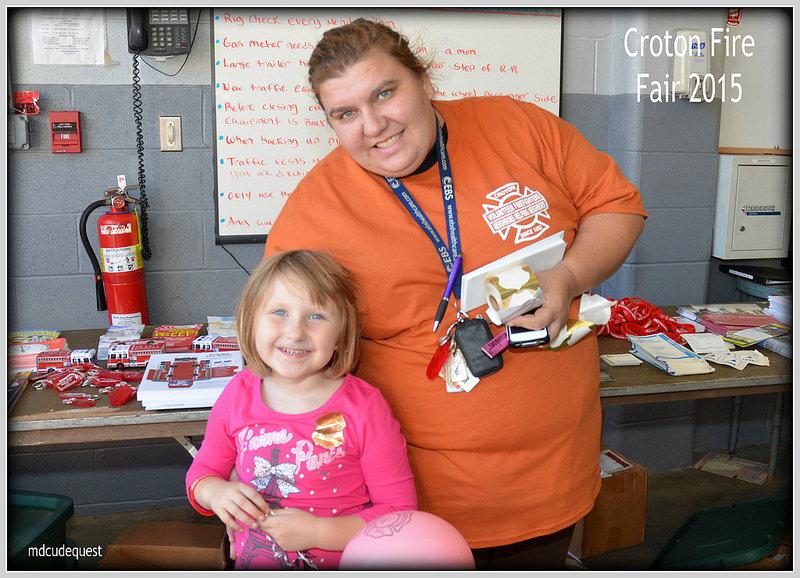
[{"xmin": 265, "ymin": 97, "xmax": 647, "ymax": 547}]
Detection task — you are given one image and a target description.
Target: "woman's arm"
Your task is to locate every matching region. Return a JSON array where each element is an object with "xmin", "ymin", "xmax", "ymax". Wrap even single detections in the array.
[
  {"xmin": 510, "ymin": 212, "xmax": 645, "ymax": 339},
  {"xmin": 258, "ymin": 509, "xmax": 365, "ymax": 551}
]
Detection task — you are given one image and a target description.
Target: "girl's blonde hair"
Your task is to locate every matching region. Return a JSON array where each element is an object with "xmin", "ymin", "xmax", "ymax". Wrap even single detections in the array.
[
  {"xmin": 308, "ymin": 18, "xmax": 431, "ymax": 107},
  {"xmin": 236, "ymin": 250, "xmax": 361, "ymax": 378}
]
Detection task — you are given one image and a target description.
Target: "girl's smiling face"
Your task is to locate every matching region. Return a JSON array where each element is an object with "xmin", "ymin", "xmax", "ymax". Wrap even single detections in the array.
[{"xmin": 253, "ymin": 275, "xmax": 342, "ymax": 388}]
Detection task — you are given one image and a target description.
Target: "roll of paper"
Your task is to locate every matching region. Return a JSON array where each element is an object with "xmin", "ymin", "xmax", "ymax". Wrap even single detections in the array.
[
  {"xmin": 483, "ymin": 264, "xmax": 543, "ymax": 325},
  {"xmin": 548, "ymin": 294, "xmax": 616, "ymax": 349}
]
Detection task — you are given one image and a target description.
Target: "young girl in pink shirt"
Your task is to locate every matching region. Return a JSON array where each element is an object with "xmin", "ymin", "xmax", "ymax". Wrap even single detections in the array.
[{"xmin": 186, "ymin": 250, "xmax": 417, "ymax": 570}]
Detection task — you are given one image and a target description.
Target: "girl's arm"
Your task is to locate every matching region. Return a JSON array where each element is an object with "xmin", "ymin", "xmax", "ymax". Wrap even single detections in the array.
[
  {"xmin": 259, "ymin": 509, "xmax": 365, "ymax": 551},
  {"xmin": 186, "ymin": 378, "xmax": 271, "ymax": 529},
  {"xmin": 192, "ymin": 475, "xmax": 271, "ymax": 532},
  {"xmin": 353, "ymin": 392, "xmax": 418, "ymax": 521}
]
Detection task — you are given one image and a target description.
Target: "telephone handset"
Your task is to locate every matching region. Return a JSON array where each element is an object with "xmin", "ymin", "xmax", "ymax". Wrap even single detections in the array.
[{"xmin": 127, "ymin": 8, "xmax": 190, "ymax": 56}]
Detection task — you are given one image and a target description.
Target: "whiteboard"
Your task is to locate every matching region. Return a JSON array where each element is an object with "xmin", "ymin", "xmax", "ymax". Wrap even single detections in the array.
[{"xmin": 212, "ymin": 8, "xmax": 562, "ymax": 242}]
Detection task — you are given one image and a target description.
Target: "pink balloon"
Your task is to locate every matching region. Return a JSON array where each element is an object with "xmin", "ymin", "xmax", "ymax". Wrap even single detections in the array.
[{"xmin": 340, "ymin": 510, "xmax": 475, "ymax": 570}]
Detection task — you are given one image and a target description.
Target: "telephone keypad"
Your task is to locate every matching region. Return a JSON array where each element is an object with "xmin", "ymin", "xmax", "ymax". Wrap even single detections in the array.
[{"xmin": 149, "ymin": 9, "xmax": 190, "ymax": 54}]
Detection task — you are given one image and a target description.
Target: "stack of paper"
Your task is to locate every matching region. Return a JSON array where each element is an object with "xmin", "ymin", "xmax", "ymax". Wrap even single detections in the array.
[
  {"xmin": 723, "ymin": 323, "xmax": 790, "ymax": 348},
  {"xmin": 152, "ymin": 324, "xmax": 204, "ymax": 352},
  {"xmin": 8, "ymin": 331, "xmax": 66, "ymax": 372},
  {"xmin": 207, "ymin": 316, "xmax": 238, "ymax": 338},
  {"xmin": 600, "ymin": 353, "xmax": 642, "ymax": 366},
  {"xmin": 137, "ymin": 351, "xmax": 243, "ymax": 410},
  {"xmin": 681, "ymin": 332, "xmax": 769, "ymax": 370},
  {"xmin": 628, "ymin": 333, "xmax": 715, "ymax": 376},
  {"xmin": 676, "ymin": 302, "xmax": 764, "ymax": 322},
  {"xmin": 694, "ymin": 451, "xmax": 768, "ymax": 485},
  {"xmin": 97, "ymin": 324, "xmax": 145, "ymax": 360},
  {"xmin": 761, "ymin": 334, "xmax": 792, "ymax": 359},
  {"xmin": 675, "ymin": 303, "xmax": 776, "ymax": 335},
  {"xmin": 599, "ymin": 449, "xmax": 632, "ymax": 478},
  {"xmin": 681, "ymin": 333, "xmax": 731, "ymax": 355},
  {"xmin": 764, "ymin": 295, "xmax": 791, "ymax": 325}
]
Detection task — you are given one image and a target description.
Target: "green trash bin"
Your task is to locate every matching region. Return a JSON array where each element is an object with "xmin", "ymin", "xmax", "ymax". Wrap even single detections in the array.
[
  {"xmin": 8, "ymin": 490, "xmax": 75, "ymax": 570},
  {"xmin": 651, "ymin": 497, "xmax": 790, "ymax": 570}
]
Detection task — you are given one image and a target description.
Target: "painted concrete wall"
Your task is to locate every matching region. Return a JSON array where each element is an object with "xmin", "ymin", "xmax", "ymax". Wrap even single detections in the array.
[
  {"xmin": 8, "ymin": 7, "xmax": 790, "ymax": 513},
  {"xmin": 561, "ymin": 7, "xmax": 791, "ymax": 473}
]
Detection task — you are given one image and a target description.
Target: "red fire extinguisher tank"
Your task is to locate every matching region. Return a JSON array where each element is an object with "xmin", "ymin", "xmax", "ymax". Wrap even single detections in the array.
[{"xmin": 96, "ymin": 196, "xmax": 150, "ymax": 325}]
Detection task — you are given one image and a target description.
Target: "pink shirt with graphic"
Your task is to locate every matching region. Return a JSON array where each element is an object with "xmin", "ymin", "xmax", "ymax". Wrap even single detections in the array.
[{"xmin": 186, "ymin": 369, "xmax": 417, "ymax": 570}]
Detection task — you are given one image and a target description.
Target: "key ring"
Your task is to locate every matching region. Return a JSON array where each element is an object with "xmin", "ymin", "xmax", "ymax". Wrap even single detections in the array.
[{"xmin": 441, "ymin": 318, "xmax": 462, "ymax": 341}]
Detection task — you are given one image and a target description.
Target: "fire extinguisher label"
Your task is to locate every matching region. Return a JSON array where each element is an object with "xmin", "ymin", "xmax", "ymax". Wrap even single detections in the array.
[
  {"xmin": 100, "ymin": 223, "xmax": 132, "ymax": 235},
  {"xmin": 100, "ymin": 245, "xmax": 143, "ymax": 273},
  {"xmin": 111, "ymin": 312, "xmax": 143, "ymax": 326}
]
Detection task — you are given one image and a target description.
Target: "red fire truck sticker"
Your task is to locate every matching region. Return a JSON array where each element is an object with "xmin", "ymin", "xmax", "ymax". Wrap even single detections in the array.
[{"xmin": 482, "ymin": 182, "xmax": 551, "ymax": 244}]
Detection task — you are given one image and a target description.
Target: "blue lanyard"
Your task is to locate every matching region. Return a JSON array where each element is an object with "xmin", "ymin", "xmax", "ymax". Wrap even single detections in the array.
[{"xmin": 384, "ymin": 115, "xmax": 462, "ymax": 297}]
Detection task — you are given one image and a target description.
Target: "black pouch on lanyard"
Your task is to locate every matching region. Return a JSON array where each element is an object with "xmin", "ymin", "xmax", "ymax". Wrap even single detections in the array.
[{"xmin": 454, "ymin": 317, "xmax": 503, "ymax": 378}]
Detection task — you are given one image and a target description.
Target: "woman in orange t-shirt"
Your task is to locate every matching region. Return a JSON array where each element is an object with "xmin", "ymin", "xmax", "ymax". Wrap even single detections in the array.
[{"xmin": 264, "ymin": 18, "xmax": 646, "ymax": 570}]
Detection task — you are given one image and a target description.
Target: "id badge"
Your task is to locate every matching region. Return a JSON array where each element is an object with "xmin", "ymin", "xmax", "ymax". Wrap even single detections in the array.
[{"xmin": 453, "ymin": 317, "xmax": 503, "ymax": 378}]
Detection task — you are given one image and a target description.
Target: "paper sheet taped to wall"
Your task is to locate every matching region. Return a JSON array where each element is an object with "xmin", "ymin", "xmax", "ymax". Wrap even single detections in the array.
[{"xmin": 30, "ymin": 9, "xmax": 106, "ymax": 66}]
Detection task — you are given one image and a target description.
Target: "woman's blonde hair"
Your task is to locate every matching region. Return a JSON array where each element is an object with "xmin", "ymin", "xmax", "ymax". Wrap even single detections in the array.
[
  {"xmin": 236, "ymin": 250, "xmax": 361, "ymax": 378},
  {"xmin": 308, "ymin": 18, "xmax": 430, "ymax": 106}
]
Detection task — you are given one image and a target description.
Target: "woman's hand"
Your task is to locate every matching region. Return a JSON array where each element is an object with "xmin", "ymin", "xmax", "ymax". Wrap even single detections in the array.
[
  {"xmin": 507, "ymin": 261, "xmax": 578, "ymax": 342},
  {"xmin": 194, "ymin": 477, "xmax": 271, "ymax": 533},
  {"xmin": 258, "ymin": 508, "xmax": 321, "ymax": 552}
]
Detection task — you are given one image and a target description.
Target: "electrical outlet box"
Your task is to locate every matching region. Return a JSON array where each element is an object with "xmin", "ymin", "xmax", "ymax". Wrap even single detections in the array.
[
  {"xmin": 712, "ymin": 155, "xmax": 792, "ymax": 260},
  {"xmin": 8, "ymin": 113, "xmax": 30, "ymax": 150},
  {"xmin": 159, "ymin": 116, "xmax": 182, "ymax": 151}
]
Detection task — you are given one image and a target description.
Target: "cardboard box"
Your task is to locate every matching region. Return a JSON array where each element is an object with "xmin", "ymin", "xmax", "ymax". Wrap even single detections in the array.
[
  {"xmin": 98, "ymin": 521, "xmax": 228, "ymax": 570},
  {"xmin": 569, "ymin": 447, "xmax": 648, "ymax": 559}
]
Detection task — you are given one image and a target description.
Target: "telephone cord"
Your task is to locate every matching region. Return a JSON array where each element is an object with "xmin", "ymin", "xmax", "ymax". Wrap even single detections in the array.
[{"xmin": 131, "ymin": 52, "xmax": 152, "ymax": 260}]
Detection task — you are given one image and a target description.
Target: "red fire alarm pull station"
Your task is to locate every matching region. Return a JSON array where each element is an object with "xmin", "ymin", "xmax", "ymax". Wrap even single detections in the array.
[{"xmin": 50, "ymin": 111, "xmax": 82, "ymax": 153}]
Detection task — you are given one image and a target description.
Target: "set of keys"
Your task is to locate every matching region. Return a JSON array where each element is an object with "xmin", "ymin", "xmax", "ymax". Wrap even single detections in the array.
[{"xmin": 426, "ymin": 314, "xmax": 504, "ymax": 393}]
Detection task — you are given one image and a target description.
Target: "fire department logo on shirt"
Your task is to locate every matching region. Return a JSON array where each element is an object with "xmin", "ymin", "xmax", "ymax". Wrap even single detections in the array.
[{"xmin": 482, "ymin": 182, "xmax": 551, "ymax": 244}]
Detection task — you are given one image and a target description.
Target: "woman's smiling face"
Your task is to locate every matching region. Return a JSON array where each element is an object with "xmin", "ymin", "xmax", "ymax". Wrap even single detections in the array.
[{"xmin": 318, "ymin": 50, "xmax": 437, "ymax": 178}]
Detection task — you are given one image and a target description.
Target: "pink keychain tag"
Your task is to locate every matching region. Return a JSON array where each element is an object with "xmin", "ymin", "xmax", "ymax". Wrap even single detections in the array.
[{"xmin": 482, "ymin": 331, "xmax": 509, "ymax": 359}]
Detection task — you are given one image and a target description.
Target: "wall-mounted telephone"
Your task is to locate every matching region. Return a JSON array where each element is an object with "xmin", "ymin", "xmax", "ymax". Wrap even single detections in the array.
[{"xmin": 127, "ymin": 8, "xmax": 191, "ymax": 56}]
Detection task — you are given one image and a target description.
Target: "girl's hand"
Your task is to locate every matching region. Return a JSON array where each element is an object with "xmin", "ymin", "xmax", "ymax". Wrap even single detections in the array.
[
  {"xmin": 197, "ymin": 478, "xmax": 271, "ymax": 533},
  {"xmin": 258, "ymin": 508, "xmax": 321, "ymax": 552},
  {"xmin": 226, "ymin": 525, "xmax": 237, "ymax": 560},
  {"xmin": 226, "ymin": 467, "xmax": 241, "ymax": 559}
]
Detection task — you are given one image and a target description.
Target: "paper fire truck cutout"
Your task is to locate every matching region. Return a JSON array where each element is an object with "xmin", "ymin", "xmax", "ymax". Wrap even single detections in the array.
[{"xmin": 146, "ymin": 355, "xmax": 237, "ymax": 388}]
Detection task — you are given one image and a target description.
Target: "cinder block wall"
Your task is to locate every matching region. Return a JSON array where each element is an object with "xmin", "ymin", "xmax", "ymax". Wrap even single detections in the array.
[
  {"xmin": 8, "ymin": 8, "xmax": 788, "ymax": 513},
  {"xmin": 562, "ymin": 8, "xmax": 790, "ymax": 472},
  {"xmin": 8, "ymin": 8, "xmax": 263, "ymax": 332}
]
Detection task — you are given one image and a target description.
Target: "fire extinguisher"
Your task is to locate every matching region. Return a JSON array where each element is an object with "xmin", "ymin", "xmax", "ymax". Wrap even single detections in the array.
[{"xmin": 80, "ymin": 186, "xmax": 150, "ymax": 326}]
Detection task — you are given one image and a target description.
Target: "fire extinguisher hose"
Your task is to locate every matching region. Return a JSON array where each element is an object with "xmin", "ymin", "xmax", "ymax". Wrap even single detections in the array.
[{"xmin": 79, "ymin": 200, "xmax": 109, "ymax": 312}]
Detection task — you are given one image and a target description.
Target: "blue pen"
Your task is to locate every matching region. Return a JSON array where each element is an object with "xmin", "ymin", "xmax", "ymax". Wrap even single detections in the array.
[{"xmin": 433, "ymin": 255, "xmax": 463, "ymax": 333}]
